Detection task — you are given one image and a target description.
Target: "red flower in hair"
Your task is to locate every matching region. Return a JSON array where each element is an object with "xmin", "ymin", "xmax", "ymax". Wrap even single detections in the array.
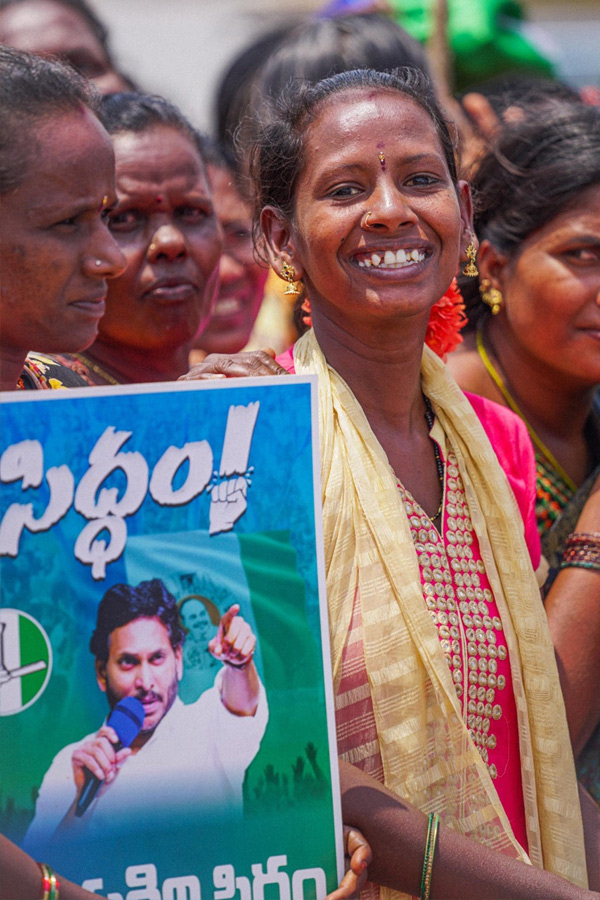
[
  {"xmin": 300, "ymin": 298, "xmax": 313, "ymax": 330},
  {"xmin": 425, "ymin": 279, "xmax": 466, "ymax": 361},
  {"xmin": 298, "ymin": 279, "xmax": 466, "ymax": 360}
]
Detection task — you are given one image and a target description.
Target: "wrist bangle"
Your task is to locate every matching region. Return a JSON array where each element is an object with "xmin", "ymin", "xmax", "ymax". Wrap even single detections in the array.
[
  {"xmin": 560, "ymin": 532, "xmax": 600, "ymax": 573},
  {"xmin": 420, "ymin": 812, "xmax": 439, "ymax": 900},
  {"xmin": 564, "ymin": 532, "xmax": 600, "ymax": 545},
  {"xmin": 40, "ymin": 863, "xmax": 60, "ymax": 900}
]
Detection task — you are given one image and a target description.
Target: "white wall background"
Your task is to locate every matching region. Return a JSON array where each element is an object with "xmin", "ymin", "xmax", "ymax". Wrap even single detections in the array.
[{"xmin": 91, "ymin": 0, "xmax": 599, "ymax": 134}]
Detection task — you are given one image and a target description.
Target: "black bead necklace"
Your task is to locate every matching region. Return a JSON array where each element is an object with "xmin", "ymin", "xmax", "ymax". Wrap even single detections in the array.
[{"xmin": 423, "ymin": 395, "xmax": 444, "ymax": 522}]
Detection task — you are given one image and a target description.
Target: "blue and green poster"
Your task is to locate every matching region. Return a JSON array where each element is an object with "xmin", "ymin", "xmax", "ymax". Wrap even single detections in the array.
[{"xmin": 0, "ymin": 377, "xmax": 342, "ymax": 899}]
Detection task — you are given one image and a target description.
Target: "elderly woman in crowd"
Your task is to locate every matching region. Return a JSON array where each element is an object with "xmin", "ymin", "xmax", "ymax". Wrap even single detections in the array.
[
  {"xmin": 0, "ymin": 45, "xmax": 119, "ymax": 899},
  {"xmin": 0, "ymin": 45, "xmax": 124, "ymax": 391},
  {"xmin": 55, "ymin": 92, "xmax": 222, "ymax": 385}
]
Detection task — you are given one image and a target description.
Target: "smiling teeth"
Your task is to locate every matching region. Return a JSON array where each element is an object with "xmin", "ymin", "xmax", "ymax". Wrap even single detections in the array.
[{"xmin": 358, "ymin": 249, "xmax": 425, "ymax": 268}]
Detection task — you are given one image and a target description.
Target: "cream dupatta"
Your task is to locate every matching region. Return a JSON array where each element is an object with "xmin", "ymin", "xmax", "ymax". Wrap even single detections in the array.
[{"xmin": 294, "ymin": 329, "xmax": 588, "ymax": 895}]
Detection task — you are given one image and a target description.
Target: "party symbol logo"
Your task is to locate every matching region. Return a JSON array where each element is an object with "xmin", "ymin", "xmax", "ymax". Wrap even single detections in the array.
[{"xmin": 0, "ymin": 609, "xmax": 52, "ymax": 715}]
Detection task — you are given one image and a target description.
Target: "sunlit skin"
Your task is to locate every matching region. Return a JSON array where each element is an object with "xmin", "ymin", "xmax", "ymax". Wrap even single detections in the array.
[
  {"xmin": 198, "ymin": 165, "xmax": 268, "ymax": 354},
  {"xmin": 88, "ymin": 125, "xmax": 222, "ymax": 382},
  {"xmin": 263, "ymin": 90, "xmax": 472, "ymax": 360},
  {"xmin": 0, "ymin": 107, "xmax": 125, "ymax": 390},
  {"xmin": 262, "ymin": 89, "xmax": 472, "ymax": 517},
  {"xmin": 448, "ymin": 183, "xmax": 600, "ymax": 487},
  {"xmin": 0, "ymin": 0, "xmax": 129, "ymax": 94}
]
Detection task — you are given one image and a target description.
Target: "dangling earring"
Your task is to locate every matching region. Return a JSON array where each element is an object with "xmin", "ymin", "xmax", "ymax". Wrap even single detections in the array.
[
  {"xmin": 479, "ymin": 278, "xmax": 503, "ymax": 315},
  {"xmin": 462, "ymin": 236, "xmax": 478, "ymax": 277},
  {"xmin": 281, "ymin": 260, "xmax": 300, "ymax": 296}
]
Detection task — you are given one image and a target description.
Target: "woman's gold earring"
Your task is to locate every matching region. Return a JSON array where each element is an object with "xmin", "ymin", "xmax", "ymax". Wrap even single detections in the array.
[
  {"xmin": 462, "ymin": 238, "xmax": 478, "ymax": 277},
  {"xmin": 281, "ymin": 260, "xmax": 300, "ymax": 296},
  {"xmin": 479, "ymin": 278, "xmax": 503, "ymax": 315}
]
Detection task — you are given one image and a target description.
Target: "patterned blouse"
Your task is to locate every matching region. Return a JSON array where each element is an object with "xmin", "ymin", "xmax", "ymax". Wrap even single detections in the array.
[
  {"xmin": 17, "ymin": 353, "xmax": 89, "ymax": 390},
  {"xmin": 336, "ymin": 421, "xmax": 529, "ymax": 897}
]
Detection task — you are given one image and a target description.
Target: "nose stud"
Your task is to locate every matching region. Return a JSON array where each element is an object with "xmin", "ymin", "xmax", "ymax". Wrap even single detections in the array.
[
  {"xmin": 363, "ymin": 211, "xmax": 376, "ymax": 230},
  {"xmin": 95, "ymin": 259, "xmax": 102, "ymax": 267}
]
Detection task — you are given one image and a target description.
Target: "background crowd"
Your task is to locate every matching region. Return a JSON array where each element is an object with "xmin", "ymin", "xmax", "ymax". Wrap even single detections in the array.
[{"xmin": 1, "ymin": 0, "xmax": 599, "ymax": 898}]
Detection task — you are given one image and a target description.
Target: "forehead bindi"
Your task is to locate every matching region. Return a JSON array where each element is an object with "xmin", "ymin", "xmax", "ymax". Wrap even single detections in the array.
[
  {"xmin": 315, "ymin": 92, "xmax": 439, "ymax": 149},
  {"xmin": 300, "ymin": 91, "xmax": 447, "ymax": 183}
]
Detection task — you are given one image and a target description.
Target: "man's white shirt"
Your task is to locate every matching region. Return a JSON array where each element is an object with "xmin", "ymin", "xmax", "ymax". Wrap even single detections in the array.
[{"xmin": 24, "ymin": 670, "xmax": 268, "ymax": 855}]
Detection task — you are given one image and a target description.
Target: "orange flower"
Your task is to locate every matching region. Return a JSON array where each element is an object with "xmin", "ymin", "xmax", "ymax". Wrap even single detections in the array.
[
  {"xmin": 298, "ymin": 280, "xmax": 466, "ymax": 360},
  {"xmin": 425, "ymin": 279, "xmax": 467, "ymax": 361}
]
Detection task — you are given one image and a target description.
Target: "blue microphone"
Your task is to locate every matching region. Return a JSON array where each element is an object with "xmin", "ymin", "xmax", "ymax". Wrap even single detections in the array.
[{"xmin": 75, "ymin": 696, "xmax": 145, "ymax": 817}]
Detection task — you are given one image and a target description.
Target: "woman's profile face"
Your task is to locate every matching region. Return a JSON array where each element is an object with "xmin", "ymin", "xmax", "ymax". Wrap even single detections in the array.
[
  {"xmin": 103, "ymin": 125, "xmax": 222, "ymax": 354},
  {"xmin": 266, "ymin": 89, "xmax": 471, "ymax": 334},
  {"xmin": 489, "ymin": 183, "xmax": 600, "ymax": 388},
  {"xmin": 200, "ymin": 164, "xmax": 268, "ymax": 354},
  {"xmin": 0, "ymin": 108, "xmax": 125, "ymax": 356},
  {"xmin": 0, "ymin": 0, "xmax": 128, "ymax": 94}
]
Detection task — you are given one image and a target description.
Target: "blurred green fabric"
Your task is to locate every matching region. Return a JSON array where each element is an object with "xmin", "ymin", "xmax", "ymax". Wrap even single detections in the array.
[{"xmin": 320, "ymin": 0, "xmax": 555, "ymax": 91}]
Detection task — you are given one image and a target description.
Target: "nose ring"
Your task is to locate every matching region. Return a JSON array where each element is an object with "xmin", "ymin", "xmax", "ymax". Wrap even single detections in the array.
[
  {"xmin": 363, "ymin": 211, "xmax": 375, "ymax": 230},
  {"xmin": 149, "ymin": 243, "xmax": 157, "ymax": 253}
]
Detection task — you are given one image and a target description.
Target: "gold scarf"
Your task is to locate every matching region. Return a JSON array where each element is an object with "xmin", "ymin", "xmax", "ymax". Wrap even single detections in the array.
[{"xmin": 294, "ymin": 329, "xmax": 587, "ymax": 896}]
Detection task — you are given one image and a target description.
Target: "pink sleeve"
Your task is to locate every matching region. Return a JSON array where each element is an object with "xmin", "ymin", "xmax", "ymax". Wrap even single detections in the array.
[
  {"xmin": 465, "ymin": 392, "xmax": 540, "ymax": 570},
  {"xmin": 276, "ymin": 346, "xmax": 296, "ymax": 374}
]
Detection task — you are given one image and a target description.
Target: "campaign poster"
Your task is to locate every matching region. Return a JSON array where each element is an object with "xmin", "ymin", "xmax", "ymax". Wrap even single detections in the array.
[{"xmin": 0, "ymin": 377, "xmax": 343, "ymax": 900}]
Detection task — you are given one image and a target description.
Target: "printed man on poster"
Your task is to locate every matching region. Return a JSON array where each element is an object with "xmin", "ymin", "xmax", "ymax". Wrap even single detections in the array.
[{"xmin": 24, "ymin": 578, "xmax": 268, "ymax": 855}]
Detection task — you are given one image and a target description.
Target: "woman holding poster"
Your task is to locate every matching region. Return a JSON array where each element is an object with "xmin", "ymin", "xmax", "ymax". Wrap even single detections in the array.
[
  {"xmin": 238, "ymin": 67, "xmax": 599, "ymax": 897},
  {"xmin": 0, "ymin": 47, "xmax": 373, "ymax": 900}
]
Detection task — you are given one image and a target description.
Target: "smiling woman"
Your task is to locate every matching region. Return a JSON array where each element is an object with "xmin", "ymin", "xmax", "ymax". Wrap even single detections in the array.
[
  {"xmin": 0, "ymin": 45, "xmax": 126, "ymax": 391},
  {"xmin": 239, "ymin": 68, "xmax": 599, "ymax": 897},
  {"xmin": 56, "ymin": 93, "xmax": 223, "ymax": 385}
]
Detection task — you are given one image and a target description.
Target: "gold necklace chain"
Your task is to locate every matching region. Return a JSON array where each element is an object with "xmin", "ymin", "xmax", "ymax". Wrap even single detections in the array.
[
  {"xmin": 476, "ymin": 324, "xmax": 577, "ymax": 493},
  {"xmin": 73, "ymin": 352, "xmax": 123, "ymax": 386}
]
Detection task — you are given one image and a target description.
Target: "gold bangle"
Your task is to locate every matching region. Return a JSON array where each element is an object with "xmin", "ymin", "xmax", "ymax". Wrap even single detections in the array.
[
  {"xmin": 40, "ymin": 863, "xmax": 60, "ymax": 900},
  {"xmin": 420, "ymin": 813, "xmax": 440, "ymax": 900}
]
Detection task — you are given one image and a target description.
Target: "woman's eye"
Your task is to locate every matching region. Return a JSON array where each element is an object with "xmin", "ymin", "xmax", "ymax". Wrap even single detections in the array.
[
  {"xmin": 565, "ymin": 247, "xmax": 600, "ymax": 262},
  {"xmin": 53, "ymin": 216, "xmax": 77, "ymax": 229},
  {"xmin": 225, "ymin": 224, "xmax": 252, "ymax": 241},
  {"xmin": 179, "ymin": 206, "xmax": 208, "ymax": 222},
  {"xmin": 328, "ymin": 185, "xmax": 361, "ymax": 199},
  {"xmin": 406, "ymin": 174, "xmax": 440, "ymax": 187},
  {"xmin": 108, "ymin": 210, "xmax": 139, "ymax": 231}
]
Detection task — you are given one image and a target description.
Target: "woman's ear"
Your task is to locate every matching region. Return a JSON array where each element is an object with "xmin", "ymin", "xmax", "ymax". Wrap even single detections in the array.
[
  {"xmin": 477, "ymin": 239, "xmax": 509, "ymax": 292},
  {"xmin": 260, "ymin": 206, "xmax": 305, "ymax": 281}
]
